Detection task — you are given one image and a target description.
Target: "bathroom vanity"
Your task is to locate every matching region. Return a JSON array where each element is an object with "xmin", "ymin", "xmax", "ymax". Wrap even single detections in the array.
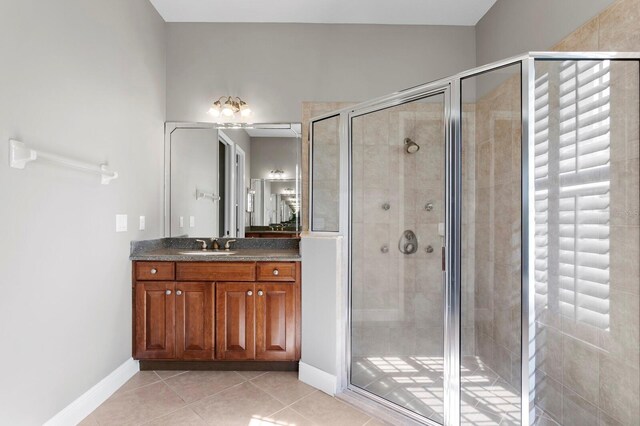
[{"xmin": 130, "ymin": 238, "xmax": 301, "ymax": 369}]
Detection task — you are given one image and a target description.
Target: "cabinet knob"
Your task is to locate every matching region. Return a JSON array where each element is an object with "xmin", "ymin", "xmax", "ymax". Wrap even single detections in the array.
[
  {"xmin": 165, "ymin": 290, "xmax": 172, "ymax": 295},
  {"xmin": 258, "ymin": 290, "xmax": 264, "ymax": 296},
  {"xmin": 247, "ymin": 290, "xmax": 253, "ymax": 296},
  {"xmin": 176, "ymin": 290, "xmax": 182, "ymax": 296},
  {"xmin": 273, "ymin": 269, "xmax": 279, "ymax": 276},
  {"xmin": 151, "ymin": 268, "xmax": 158, "ymax": 274}
]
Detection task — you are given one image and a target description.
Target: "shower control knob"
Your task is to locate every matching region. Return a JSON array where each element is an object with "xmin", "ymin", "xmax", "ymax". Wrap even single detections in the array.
[
  {"xmin": 405, "ymin": 243, "xmax": 415, "ymax": 252},
  {"xmin": 381, "ymin": 245, "xmax": 389, "ymax": 254},
  {"xmin": 382, "ymin": 202, "xmax": 390, "ymax": 211},
  {"xmin": 425, "ymin": 203, "xmax": 434, "ymax": 212},
  {"xmin": 426, "ymin": 245, "xmax": 434, "ymax": 253}
]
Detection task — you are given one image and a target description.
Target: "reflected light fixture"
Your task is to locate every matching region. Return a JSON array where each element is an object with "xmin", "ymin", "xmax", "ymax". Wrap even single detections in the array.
[
  {"xmin": 208, "ymin": 96, "xmax": 252, "ymax": 120},
  {"xmin": 268, "ymin": 169, "xmax": 285, "ymax": 179}
]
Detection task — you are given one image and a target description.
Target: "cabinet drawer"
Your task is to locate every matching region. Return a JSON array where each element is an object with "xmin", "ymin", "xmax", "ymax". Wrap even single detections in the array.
[
  {"xmin": 256, "ymin": 262, "xmax": 296, "ymax": 282},
  {"xmin": 136, "ymin": 262, "xmax": 175, "ymax": 281},
  {"xmin": 176, "ymin": 262, "xmax": 256, "ymax": 281}
]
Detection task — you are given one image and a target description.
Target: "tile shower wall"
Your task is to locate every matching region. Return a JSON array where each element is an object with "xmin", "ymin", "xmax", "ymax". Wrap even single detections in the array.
[
  {"xmin": 303, "ymin": 102, "xmax": 356, "ymax": 232},
  {"xmin": 534, "ymin": 1, "xmax": 640, "ymax": 424},
  {"xmin": 310, "ymin": 114, "xmax": 341, "ymax": 232},
  {"xmin": 469, "ymin": 71, "xmax": 523, "ymax": 392},
  {"xmin": 349, "ymin": 101, "xmax": 447, "ymax": 358}
]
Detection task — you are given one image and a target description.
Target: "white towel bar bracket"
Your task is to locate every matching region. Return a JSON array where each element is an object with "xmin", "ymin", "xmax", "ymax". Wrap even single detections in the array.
[{"xmin": 8, "ymin": 139, "xmax": 118, "ymax": 185}]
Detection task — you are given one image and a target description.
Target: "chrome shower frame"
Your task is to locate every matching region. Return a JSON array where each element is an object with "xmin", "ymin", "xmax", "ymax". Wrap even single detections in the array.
[{"xmin": 307, "ymin": 51, "xmax": 640, "ymax": 426}]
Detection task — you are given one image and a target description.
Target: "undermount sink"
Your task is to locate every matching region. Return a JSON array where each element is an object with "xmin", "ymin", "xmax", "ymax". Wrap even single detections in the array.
[{"xmin": 179, "ymin": 251, "xmax": 237, "ymax": 256}]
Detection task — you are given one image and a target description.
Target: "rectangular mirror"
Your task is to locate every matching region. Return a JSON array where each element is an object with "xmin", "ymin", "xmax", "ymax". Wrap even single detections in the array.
[{"xmin": 165, "ymin": 123, "xmax": 302, "ymax": 238}]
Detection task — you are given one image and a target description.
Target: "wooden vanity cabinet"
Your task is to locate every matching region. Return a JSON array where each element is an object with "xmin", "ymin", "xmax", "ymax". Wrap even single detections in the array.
[
  {"xmin": 133, "ymin": 261, "xmax": 300, "ymax": 363},
  {"xmin": 135, "ymin": 280, "xmax": 214, "ymax": 360},
  {"xmin": 135, "ymin": 281, "xmax": 176, "ymax": 359},
  {"xmin": 176, "ymin": 282, "xmax": 215, "ymax": 360},
  {"xmin": 255, "ymin": 283, "xmax": 296, "ymax": 361},
  {"xmin": 216, "ymin": 282, "xmax": 296, "ymax": 361}
]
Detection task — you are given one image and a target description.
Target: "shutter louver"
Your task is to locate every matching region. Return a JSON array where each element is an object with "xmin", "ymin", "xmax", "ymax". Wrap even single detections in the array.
[{"xmin": 534, "ymin": 60, "xmax": 611, "ymax": 330}]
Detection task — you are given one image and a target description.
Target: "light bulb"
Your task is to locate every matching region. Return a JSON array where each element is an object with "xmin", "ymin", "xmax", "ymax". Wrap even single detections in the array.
[
  {"xmin": 208, "ymin": 100, "xmax": 222, "ymax": 117},
  {"xmin": 222, "ymin": 106, "xmax": 234, "ymax": 117},
  {"xmin": 239, "ymin": 101, "xmax": 252, "ymax": 117}
]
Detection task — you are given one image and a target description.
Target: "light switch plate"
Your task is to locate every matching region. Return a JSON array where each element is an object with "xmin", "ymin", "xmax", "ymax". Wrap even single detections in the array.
[
  {"xmin": 139, "ymin": 216, "xmax": 146, "ymax": 231},
  {"xmin": 179, "ymin": 216, "xmax": 184, "ymax": 228},
  {"xmin": 116, "ymin": 214, "xmax": 128, "ymax": 232},
  {"xmin": 190, "ymin": 216, "xmax": 195, "ymax": 228}
]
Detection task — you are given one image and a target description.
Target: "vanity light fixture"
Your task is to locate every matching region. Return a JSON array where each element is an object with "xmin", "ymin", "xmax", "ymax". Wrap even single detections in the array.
[
  {"xmin": 268, "ymin": 169, "xmax": 286, "ymax": 180},
  {"xmin": 208, "ymin": 96, "xmax": 252, "ymax": 119}
]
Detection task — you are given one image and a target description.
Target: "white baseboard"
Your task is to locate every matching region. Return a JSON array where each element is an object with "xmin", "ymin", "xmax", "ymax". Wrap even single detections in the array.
[
  {"xmin": 298, "ymin": 362, "xmax": 337, "ymax": 396},
  {"xmin": 44, "ymin": 358, "xmax": 140, "ymax": 426}
]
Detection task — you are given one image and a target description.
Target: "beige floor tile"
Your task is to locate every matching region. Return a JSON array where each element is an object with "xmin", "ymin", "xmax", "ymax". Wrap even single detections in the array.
[
  {"xmin": 250, "ymin": 371, "xmax": 317, "ymax": 405},
  {"xmin": 163, "ymin": 371, "xmax": 246, "ymax": 404},
  {"xmin": 237, "ymin": 370, "xmax": 268, "ymax": 380},
  {"xmin": 115, "ymin": 371, "xmax": 162, "ymax": 396},
  {"xmin": 363, "ymin": 418, "xmax": 390, "ymax": 426},
  {"xmin": 290, "ymin": 391, "xmax": 371, "ymax": 426},
  {"xmin": 192, "ymin": 382, "xmax": 284, "ymax": 426},
  {"xmin": 256, "ymin": 407, "xmax": 317, "ymax": 426},
  {"xmin": 154, "ymin": 370, "xmax": 188, "ymax": 380},
  {"xmin": 78, "ymin": 414, "xmax": 98, "ymax": 425},
  {"xmin": 93, "ymin": 381, "xmax": 185, "ymax": 426},
  {"xmin": 143, "ymin": 407, "xmax": 206, "ymax": 425}
]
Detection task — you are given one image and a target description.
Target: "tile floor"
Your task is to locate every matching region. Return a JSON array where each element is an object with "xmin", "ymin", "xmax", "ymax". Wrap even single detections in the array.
[
  {"xmin": 352, "ymin": 356, "xmax": 521, "ymax": 426},
  {"xmin": 80, "ymin": 370, "xmax": 386, "ymax": 426}
]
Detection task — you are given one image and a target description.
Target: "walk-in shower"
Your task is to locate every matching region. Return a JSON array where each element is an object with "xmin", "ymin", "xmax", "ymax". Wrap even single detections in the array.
[{"xmin": 309, "ymin": 52, "xmax": 640, "ymax": 426}]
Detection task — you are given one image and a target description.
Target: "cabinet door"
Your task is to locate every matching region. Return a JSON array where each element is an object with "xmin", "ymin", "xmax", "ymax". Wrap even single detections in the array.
[
  {"xmin": 216, "ymin": 283, "xmax": 255, "ymax": 360},
  {"xmin": 176, "ymin": 282, "xmax": 214, "ymax": 360},
  {"xmin": 135, "ymin": 282, "xmax": 175, "ymax": 359},
  {"xmin": 255, "ymin": 283, "xmax": 296, "ymax": 360}
]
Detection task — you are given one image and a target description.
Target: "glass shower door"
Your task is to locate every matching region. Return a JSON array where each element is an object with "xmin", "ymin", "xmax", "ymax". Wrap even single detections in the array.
[{"xmin": 350, "ymin": 91, "xmax": 447, "ymax": 423}]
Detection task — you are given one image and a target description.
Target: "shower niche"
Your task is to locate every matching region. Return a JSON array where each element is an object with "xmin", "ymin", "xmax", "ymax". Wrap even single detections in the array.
[{"xmin": 309, "ymin": 52, "xmax": 640, "ymax": 426}]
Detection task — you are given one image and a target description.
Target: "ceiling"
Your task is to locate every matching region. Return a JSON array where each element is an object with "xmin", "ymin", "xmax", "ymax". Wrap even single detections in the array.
[{"xmin": 149, "ymin": 0, "xmax": 498, "ymax": 25}]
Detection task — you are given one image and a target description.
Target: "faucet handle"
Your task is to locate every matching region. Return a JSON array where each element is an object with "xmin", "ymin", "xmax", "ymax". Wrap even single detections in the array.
[
  {"xmin": 224, "ymin": 239, "xmax": 237, "ymax": 250},
  {"xmin": 195, "ymin": 239, "xmax": 207, "ymax": 250},
  {"xmin": 211, "ymin": 238, "xmax": 220, "ymax": 250}
]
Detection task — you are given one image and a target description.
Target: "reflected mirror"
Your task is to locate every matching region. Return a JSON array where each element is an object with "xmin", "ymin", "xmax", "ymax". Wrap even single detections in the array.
[{"xmin": 165, "ymin": 123, "xmax": 301, "ymax": 238}]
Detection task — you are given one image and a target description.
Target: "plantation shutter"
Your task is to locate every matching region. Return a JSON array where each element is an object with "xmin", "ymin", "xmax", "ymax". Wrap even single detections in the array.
[{"xmin": 534, "ymin": 60, "xmax": 611, "ymax": 330}]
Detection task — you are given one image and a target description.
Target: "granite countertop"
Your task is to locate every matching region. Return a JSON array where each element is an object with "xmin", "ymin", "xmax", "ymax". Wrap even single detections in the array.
[
  {"xmin": 246, "ymin": 230, "xmax": 299, "ymax": 234},
  {"xmin": 130, "ymin": 237, "xmax": 301, "ymax": 262}
]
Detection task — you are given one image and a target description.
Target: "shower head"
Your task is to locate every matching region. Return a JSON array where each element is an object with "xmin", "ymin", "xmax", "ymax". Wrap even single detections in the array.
[{"xmin": 404, "ymin": 138, "xmax": 420, "ymax": 154}]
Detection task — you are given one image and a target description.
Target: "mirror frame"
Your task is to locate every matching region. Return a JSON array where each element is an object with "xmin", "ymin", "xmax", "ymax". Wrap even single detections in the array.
[{"xmin": 164, "ymin": 122, "xmax": 302, "ymax": 237}]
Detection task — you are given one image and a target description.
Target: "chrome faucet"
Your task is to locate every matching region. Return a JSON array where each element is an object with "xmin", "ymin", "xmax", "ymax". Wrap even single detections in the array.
[
  {"xmin": 195, "ymin": 239, "xmax": 208, "ymax": 251},
  {"xmin": 224, "ymin": 239, "xmax": 237, "ymax": 250},
  {"xmin": 211, "ymin": 238, "xmax": 220, "ymax": 250}
]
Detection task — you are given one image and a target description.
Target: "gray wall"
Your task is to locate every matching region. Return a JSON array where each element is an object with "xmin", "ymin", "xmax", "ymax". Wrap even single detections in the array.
[
  {"xmin": 0, "ymin": 0, "xmax": 166, "ymax": 424},
  {"xmin": 250, "ymin": 137, "xmax": 298, "ymax": 180},
  {"xmin": 170, "ymin": 128, "xmax": 218, "ymax": 237},
  {"xmin": 222, "ymin": 128, "xmax": 251, "ymax": 194},
  {"xmin": 300, "ymin": 237, "xmax": 341, "ymax": 377},
  {"xmin": 166, "ymin": 23, "xmax": 477, "ymax": 123},
  {"xmin": 476, "ymin": 0, "xmax": 614, "ymax": 66}
]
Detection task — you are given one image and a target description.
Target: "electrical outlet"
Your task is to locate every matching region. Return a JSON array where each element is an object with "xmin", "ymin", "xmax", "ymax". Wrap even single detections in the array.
[
  {"xmin": 116, "ymin": 214, "xmax": 128, "ymax": 232},
  {"xmin": 139, "ymin": 216, "xmax": 146, "ymax": 231},
  {"xmin": 190, "ymin": 216, "xmax": 195, "ymax": 228}
]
